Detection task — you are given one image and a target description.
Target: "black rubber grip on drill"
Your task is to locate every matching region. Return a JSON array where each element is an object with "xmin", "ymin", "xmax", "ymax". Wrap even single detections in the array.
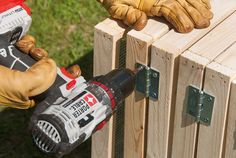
[
  {"xmin": 0, "ymin": 37, "xmax": 35, "ymax": 70},
  {"xmin": 0, "ymin": 36, "xmax": 66, "ymax": 103}
]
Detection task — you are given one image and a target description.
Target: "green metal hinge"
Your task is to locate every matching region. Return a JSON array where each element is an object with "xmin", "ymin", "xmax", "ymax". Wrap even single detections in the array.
[
  {"xmin": 187, "ymin": 85, "xmax": 215, "ymax": 125},
  {"xmin": 135, "ymin": 63, "xmax": 159, "ymax": 100}
]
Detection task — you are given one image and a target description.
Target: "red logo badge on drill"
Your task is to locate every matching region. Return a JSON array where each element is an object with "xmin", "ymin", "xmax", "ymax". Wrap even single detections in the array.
[{"xmin": 84, "ymin": 94, "xmax": 97, "ymax": 107}]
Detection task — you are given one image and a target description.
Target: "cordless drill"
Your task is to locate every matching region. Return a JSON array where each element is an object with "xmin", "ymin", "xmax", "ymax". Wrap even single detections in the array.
[{"xmin": 0, "ymin": 2, "xmax": 136, "ymax": 157}]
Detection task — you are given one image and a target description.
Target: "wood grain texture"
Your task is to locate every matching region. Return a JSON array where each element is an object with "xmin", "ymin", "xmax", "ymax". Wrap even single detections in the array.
[
  {"xmin": 152, "ymin": 0, "xmax": 236, "ymax": 58},
  {"xmin": 197, "ymin": 62, "xmax": 236, "ymax": 158},
  {"xmin": 198, "ymin": 43, "xmax": 236, "ymax": 158},
  {"xmin": 124, "ymin": 19, "xmax": 169, "ymax": 158},
  {"xmin": 171, "ymin": 51, "xmax": 209, "ymax": 158},
  {"xmin": 189, "ymin": 13, "xmax": 236, "ymax": 157},
  {"xmin": 171, "ymin": 11, "xmax": 236, "ymax": 158},
  {"xmin": 169, "ymin": 2, "xmax": 236, "ymax": 158},
  {"xmin": 147, "ymin": 1, "xmax": 236, "ymax": 158},
  {"xmin": 92, "ymin": 20, "xmax": 125, "ymax": 158},
  {"xmin": 190, "ymin": 12, "xmax": 236, "ymax": 60},
  {"xmin": 216, "ymin": 44, "xmax": 236, "ymax": 158},
  {"xmin": 224, "ymin": 79, "xmax": 236, "ymax": 158}
]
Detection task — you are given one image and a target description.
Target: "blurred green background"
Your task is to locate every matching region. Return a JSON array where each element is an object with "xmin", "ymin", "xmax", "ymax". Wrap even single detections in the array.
[{"xmin": 0, "ymin": 0, "xmax": 108, "ymax": 158}]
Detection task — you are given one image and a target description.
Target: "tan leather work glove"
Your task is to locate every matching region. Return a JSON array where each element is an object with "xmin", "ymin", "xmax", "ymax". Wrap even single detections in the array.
[
  {"xmin": 98, "ymin": 0, "xmax": 213, "ymax": 33},
  {"xmin": 0, "ymin": 35, "xmax": 57, "ymax": 109}
]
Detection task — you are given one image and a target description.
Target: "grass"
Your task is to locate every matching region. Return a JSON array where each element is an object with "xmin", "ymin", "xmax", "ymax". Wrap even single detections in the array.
[{"xmin": 0, "ymin": 1, "xmax": 108, "ymax": 158}]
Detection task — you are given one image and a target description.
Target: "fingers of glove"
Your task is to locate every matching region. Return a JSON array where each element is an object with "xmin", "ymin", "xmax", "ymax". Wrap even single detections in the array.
[
  {"xmin": 123, "ymin": 6, "xmax": 147, "ymax": 30},
  {"xmin": 109, "ymin": 4, "xmax": 129, "ymax": 20},
  {"xmin": 158, "ymin": 2, "xmax": 194, "ymax": 33},
  {"xmin": 109, "ymin": 4, "xmax": 147, "ymax": 30},
  {"xmin": 187, "ymin": 0, "xmax": 213, "ymax": 19},
  {"xmin": 201, "ymin": 0, "xmax": 211, "ymax": 9},
  {"xmin": 16, "ymin": 35, "xmax": 36, "ymax": 54},
  {"xmin": 21, "ymin": 35, "xmax": 36, "ymax": 44},
  {"xmin": 0, "ymin": 66, "xmax": 37, "ymax": 109},
  {"xmin": 29, "ymin": 48, "xmax": 48, "ymax": 61},
  {"xmin": 133, "ymin": 12, "xmax": 147, "ymax": 30},
  {"xmin": 0, "ymin": 97, "xmax": 35, "ymax": 109},
  {"xmin": 17, "ymin": 35, "xmax": 49, "ymax": 61},
  {"xmin": 177, "ymin": 0, "xmax": 210, "ymax": 28},
  {"xmin": 9, "ymin": 58, "xmax": 57, "ymax": 97},
  {"xmin": 67, "ymin": 65, "xmax": 82, "ymax": 78},
  {"xmin": 25, "ymin": 58, "xmax": 57, "ymax": 97}
]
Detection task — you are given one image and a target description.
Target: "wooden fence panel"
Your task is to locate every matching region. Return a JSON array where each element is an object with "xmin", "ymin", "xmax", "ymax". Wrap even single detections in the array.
[
  {"xmin": 217, "ymin": 44, "xmax": 236, "ymax": 158},
  {"xmin": 124, "ymin": 19, "xmax": 169, "ymax": 158},
  {"xmin": 92, "ymin": 1, "xmax": 236, "ymax": 158},
  {"xmin": 203, "ymin": 43, "xmax": 236, "ymax": 158},
  {"xmin": 188, "ymin": 12, "xmax": 236, "ymax": 158},
  {"xmin": 198, "ymin": 63, "xmax": 236, "ymax": 158},
  {"xmin": 92, "ymin": 19, "xmax": 125, "ymax": 158},
  {"xmin": 147, "ymin": 1, "xmax": 236, "ymax": 157},
  {"xmin": 172, "ymin": 51, "xmax": 209, "ymax": 158},
  {"xmin": 224, "ymin": 77, "xmax": 236, "ymax": 158},
  {"xmin": 167, "ymin": 1, "xmax": 236, "ymax": 158},
  {"xmin": 172, "ymin": 11, "xmax": 236, "ymax": 158}
]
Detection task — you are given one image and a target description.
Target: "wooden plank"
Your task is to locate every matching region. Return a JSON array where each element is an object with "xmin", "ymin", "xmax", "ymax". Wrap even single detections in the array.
[
  {"xmin": 152, "ymin": 0, "xmax": 236, "ymax": 57},
  {"xmin": 200, "ymin": 43, "xmax": 236, "ymax": 158},
  {"xmin": 217, "ymin": 44, "xmax": 236, "ymax": 158},
  {"xmin": 190, "ymin": 13, "xmax": 236, "ymax": 157},
  {"xmin": 92, "ymin": 20, "xmax": 125, "ymax": 158},
  {"xmin": 124, "ymin": 19, "xmax": 169, "ymax": 158},
  {"xmin": 171, "ymin": 11, "xmax": 236, "ymax": 158},
  {"xmin": 147, "ymin": 1, "xmax": 236, "ymax": 158},
  {"xmin": 197, "ymin": 62, "xmax": 236, "ymax": 158},
  {"xmin": 224, "ymin": 78, "xmax": 236, "ymax": 158}
]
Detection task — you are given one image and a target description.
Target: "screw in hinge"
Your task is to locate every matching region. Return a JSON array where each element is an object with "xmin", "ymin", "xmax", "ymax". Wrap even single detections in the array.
[
  {"xmin": 153, "ymin": 72, "xmax": 158, "ymax": 78},
  {"xmin": 203, "ymin": 118, "xmax": 209, "ymax": 122},
  {"xmin": 152, "ymin": 92, "xmax": 157, "ymax": 98},
  {"xmin": 207, "ymin": 97, "xmax": 213, "ymax": 102}
]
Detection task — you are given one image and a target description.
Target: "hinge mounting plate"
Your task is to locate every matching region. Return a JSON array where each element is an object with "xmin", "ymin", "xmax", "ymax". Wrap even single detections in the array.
[
  {"xmin": 187, "ymin": 85, "xmax": 215, "ymax": 125},
  {"xmin": 135, "ymin": 63, "xmax": 159, "ymax": 100}
]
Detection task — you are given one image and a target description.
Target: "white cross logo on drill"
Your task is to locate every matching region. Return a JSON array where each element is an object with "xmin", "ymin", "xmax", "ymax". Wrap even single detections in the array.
[{"xmin": 87, "ymin": 97, "xmax": 94, "ymax": 104}]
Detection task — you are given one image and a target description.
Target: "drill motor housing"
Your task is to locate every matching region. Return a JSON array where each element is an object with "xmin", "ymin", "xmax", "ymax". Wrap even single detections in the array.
[{"xmin": 0, "ymin": 3, "xmax": 136, "ymax": 157}]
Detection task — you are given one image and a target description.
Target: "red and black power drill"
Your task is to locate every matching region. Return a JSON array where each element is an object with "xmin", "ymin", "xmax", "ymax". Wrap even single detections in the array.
[{"xmin": 0, "ymin": 1, "xmax": 136, "ymax": 157}]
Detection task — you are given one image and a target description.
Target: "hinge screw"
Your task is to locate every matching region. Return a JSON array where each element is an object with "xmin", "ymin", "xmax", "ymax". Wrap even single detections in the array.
[
  {"xmin": 153, "ymin": 73, "xmax": 158, "ymax": 78},
  {"xmin": 203, "ymin": 118, "xmax": 209, "ymax": 122},
  {"xmin": 208, "ymin": 97, "xmax": 212, "ymax": 102},
  {"xmin": 152, "ymin": 92, "xmax": 157, "ymax": 97}
]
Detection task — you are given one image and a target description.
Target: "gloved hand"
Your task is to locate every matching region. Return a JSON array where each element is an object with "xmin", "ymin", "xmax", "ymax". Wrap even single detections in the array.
[
  {"xmin": 0, "ymin": 35, "xmax": 57, "ymax": 109},
  {"xmin": 98, "ymin": 0, "xmax": 213, "ymax": 33}
]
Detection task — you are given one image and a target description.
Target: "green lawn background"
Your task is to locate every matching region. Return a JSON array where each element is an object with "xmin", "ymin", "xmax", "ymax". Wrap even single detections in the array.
[{"xmin": 0, "ymin": 1, "xmax": 107, "ymax": 158}]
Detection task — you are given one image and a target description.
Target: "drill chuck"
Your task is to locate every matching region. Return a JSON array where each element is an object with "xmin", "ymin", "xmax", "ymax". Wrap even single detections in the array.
[{"xmin": 94, "ymin": 69, "xmax": 135, "ymax": 107}]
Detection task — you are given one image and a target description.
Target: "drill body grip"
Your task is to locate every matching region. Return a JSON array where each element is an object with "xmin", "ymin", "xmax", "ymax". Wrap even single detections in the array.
[
  {"xmin": 0, "ymin": 35, "xmax": 35, "ymax": 70},
  {"xmin": 0, "ymin": 33, "xmax": 76, "ymax": 104}
]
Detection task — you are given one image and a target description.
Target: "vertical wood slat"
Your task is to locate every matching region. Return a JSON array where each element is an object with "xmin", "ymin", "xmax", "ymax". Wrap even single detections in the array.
[
  {"xmin": 198, "ymin": 62, "xmax": 236, "ymax": 158},
  {"xmin": 147, "ymin": 1, "xmax": 236, "ymax": 157},
  {"xmin": 224, "ymin": 78, "xmax": 236, "ymax": 158},
  {"xmin": 124, "ymin": 19, "xmax": 169, "ymax": 158},
  {"xmin": 218, "ymin": 44, "xmax": 236, "ymax": 158},
  {"xmin": 92, "ymin": 19, "xmax": 125, "ymax": 158},
  {"xmin": 202, "ymin": 43, "xmax": 236, "ymax": 158}
]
